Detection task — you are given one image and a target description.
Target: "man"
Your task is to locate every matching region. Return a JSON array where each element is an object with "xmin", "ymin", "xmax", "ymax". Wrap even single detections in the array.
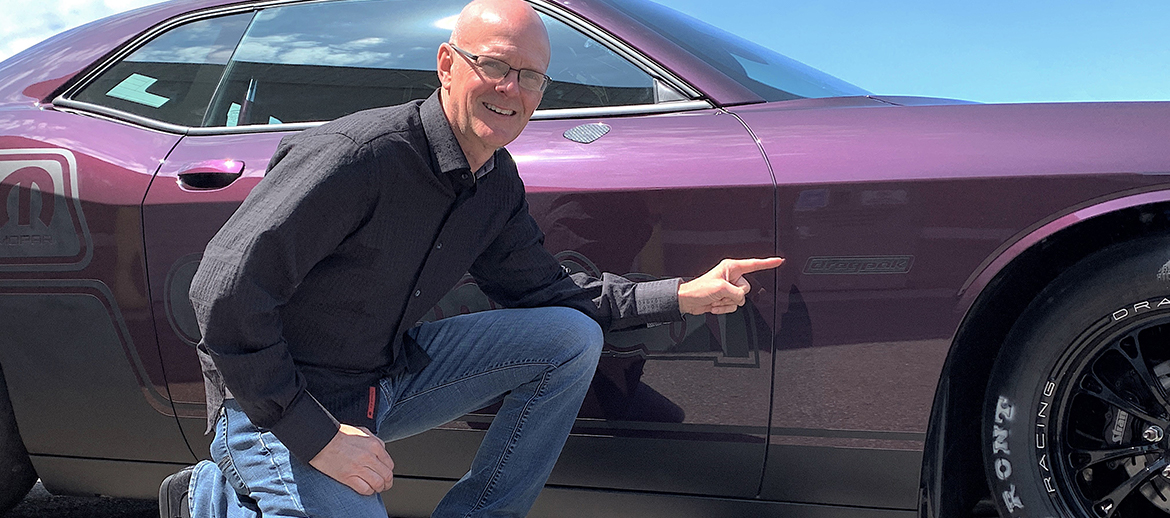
[{"xmin": 160, "ymin": 0, "xmax": 782, "ymax": 516}]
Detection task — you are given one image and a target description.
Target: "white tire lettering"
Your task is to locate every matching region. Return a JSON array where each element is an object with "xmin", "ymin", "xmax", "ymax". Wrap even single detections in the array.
[
  {"xmin": 995, "ymin": 458, "xmax": 1012, "ymax": 480},
  {"xmin": 1113, "ymin": 308, "xmax": 1129, "ymax": 321},
  {"xmin": 993, "ymin": 425, "xmax": 1011, "ymax": 454},
  {"xmin": 1003, "ymin": 484, "xmax": 1025, "ymax": 513},
  {"xmin": 1038, "ymin": 453, "xmax": 1049, "ymax": 472},
  {"xmin": 1043, "ymin": 381, "xmax": 1055, "ymax": 398},
  {"xmin": 996, "ymin": 396, "xmax": 1014, "ymax": 423}
]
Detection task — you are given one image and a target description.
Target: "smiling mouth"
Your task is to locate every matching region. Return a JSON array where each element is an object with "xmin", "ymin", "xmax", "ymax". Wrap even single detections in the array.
[{"xmin": 484, "ymin": 103, "xmax": 515, "ymax": 116}]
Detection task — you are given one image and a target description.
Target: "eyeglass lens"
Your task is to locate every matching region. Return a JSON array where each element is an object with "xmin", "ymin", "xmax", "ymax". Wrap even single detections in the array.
[{"xmin": 475, "ymin": 55, "xmax": 547, "ymax": 92}]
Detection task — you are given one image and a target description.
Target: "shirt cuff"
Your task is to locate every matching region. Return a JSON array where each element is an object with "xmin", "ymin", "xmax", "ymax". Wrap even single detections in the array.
[
  {"xmin": 634, "ymin": 278, "xmax": 683, "ymax": 322},
  {"xmin": 268, "ymin": 389, "xmax": 341, "ymax": 463}
]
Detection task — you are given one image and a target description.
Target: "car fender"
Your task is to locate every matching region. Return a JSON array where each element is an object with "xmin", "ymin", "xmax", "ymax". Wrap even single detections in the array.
[
  {"xmin": 921, "ymin": 185, "xmax": 1170, "ymax": 517},
  {"xmin": 958, "ymin": 186, "xmax": 1170, "ymax": 312}
]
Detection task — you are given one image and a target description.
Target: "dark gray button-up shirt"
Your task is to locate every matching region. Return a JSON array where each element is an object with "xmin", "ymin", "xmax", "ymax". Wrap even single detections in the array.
[{"xmin": 190, "ymin": 91, "xmax": 682, "ymax": 462}]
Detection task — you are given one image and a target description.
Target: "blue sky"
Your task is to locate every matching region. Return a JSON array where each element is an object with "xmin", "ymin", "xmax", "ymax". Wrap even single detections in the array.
[
  {"xmin": 655, "ymin": 0, "xmax": 1170, "ymax": 103},
  {"xmin": 3, "ymin": 0, "xmax": 1168, "ymax": 104}
]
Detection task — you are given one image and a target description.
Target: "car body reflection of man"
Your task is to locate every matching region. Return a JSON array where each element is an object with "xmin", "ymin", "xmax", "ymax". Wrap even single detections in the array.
[{"xmin": 159, "ymin": 1, "xmax": 782, "ymax": 516}]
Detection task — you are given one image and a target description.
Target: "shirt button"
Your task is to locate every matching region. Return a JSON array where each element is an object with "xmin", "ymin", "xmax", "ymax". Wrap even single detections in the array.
[
  {"xmin": 461, "ymin": 173, "xmax": 469, "ymax": 180},
  {"xmin": 414, "ymin": 290, "xmax": 421, "ymax": 297},
  {"xmin": 435, "ymin": 242, "xmax": 442, "ymax": 250}
]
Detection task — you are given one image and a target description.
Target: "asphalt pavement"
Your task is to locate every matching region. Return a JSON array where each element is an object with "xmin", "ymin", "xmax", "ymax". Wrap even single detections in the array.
[{"xmin": 7, "ymin": 481, "xmax": 156, "ymax": 518}]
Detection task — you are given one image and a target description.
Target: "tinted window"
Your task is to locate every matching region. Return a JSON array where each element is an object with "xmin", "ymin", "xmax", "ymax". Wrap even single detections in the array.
[
  {"xmin": 605, "ymin": 0, "xmax": 867, "ymax": 101},
  {"xmin": 202, "ymin": 0, "xmax": 670, "ymax": 127},
  {"xmin": 540, "ymin": 13, "xmax": 661, "ymax": 109},
  {"xmin": 204, "ymin": 0, "xmax": 461, "ymax": 127},
  {"xmin": 72, "ymin": 14, "xmax": 252, "ymax": 126}
]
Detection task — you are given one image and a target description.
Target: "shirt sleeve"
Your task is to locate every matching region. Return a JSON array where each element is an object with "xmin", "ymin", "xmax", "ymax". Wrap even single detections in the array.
[
  {"xmin": 469, "ymin": 192, "xmax": 682, "ymax": 331},
  {"xmin": 189, "ymin": 132, "xmax": 376, "ymax": 462}
]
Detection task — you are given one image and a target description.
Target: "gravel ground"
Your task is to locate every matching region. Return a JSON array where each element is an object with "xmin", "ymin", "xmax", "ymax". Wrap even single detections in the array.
[{"xmin": 6, "ymin": 481, "xmax": 156, "ymax": 518}]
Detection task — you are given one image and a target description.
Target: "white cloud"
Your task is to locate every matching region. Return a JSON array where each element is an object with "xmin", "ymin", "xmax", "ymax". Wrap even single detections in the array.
[
  {"xmin": 233, "ymin": 34, "xmax": 421, "ymax": 69},
  {"xmin": 0, "ymin": 0, "xmax": 165, "ymax": 62}
]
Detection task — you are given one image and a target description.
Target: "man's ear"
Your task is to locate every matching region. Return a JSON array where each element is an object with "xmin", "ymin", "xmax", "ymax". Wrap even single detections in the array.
[{"xmin": 436, "ymin": 43, "xmax": 454, "ymax": 89}]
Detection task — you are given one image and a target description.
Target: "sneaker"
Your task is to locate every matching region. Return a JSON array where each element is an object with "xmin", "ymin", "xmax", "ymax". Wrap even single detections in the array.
[{"xmin": 158, "ymin": 465, "xmax": 194, "ymax": 518}]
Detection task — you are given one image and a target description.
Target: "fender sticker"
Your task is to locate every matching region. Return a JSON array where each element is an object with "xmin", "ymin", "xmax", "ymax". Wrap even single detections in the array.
[{"xmin": 0, "ymin": 149, "xmax": 91, "ymax": 271}]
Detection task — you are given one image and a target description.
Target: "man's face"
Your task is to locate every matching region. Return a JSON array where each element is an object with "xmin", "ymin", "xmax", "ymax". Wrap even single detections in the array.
[{"xmin": 438, "ymin": 12, "xmax": 550, "ymax": 163}]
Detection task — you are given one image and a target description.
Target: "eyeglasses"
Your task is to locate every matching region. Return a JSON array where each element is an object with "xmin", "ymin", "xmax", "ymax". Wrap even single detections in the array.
[{"xmin": 448, "ymin": 43, "xmax": 552, "ymax": 93}]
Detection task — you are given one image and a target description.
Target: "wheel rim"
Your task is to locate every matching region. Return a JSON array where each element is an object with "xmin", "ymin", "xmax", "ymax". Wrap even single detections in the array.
[{"xmin": 1051, "ymin": 312, "xmax": 1170, "ymax": 517}]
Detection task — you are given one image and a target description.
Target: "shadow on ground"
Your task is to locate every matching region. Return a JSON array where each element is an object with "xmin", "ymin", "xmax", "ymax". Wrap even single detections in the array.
[{"xmin": 7, "ymin": 481, "xmax": 156, "ymax": 518}]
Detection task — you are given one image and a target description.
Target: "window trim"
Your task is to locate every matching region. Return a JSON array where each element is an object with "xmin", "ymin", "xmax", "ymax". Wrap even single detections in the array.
[
  {"xmin": 53, "ymin": 97, "xmax": 714, "ymax": 137},
  {"xmin": 53, "ymin": 0, "xmax": 712, "ymax": 135},
  {"xmin": 527, "ymin": 0, "xmax": 701, "ymax": 101}
]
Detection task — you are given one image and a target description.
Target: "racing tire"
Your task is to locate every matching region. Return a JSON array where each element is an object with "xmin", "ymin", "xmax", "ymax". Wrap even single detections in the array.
[
  {"xmin": 984, "ymin": 235, "xmax": 1170, "ymax": 518},
  {"xmin": 0, "ymin": 364, "xmax": 36, "ymax": 513}
]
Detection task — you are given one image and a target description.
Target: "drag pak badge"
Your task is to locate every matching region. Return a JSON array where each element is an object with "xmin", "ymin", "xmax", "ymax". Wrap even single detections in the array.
[
  {"xmin": 803, "ymin": 255, "xmax": 914, "ymax": 275},
  {"xmin": 0, "ymin": 149, "xmax": 91, "ymax": 270}
]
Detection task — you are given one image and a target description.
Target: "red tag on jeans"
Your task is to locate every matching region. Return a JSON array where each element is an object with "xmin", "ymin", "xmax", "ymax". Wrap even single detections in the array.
[{"xmin": 367, "ymin": 386, "xmax": 376, "ymax": 419}]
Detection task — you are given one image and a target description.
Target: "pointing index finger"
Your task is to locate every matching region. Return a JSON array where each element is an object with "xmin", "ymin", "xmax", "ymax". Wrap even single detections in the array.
[{"xmin": 726, "ymin": 257, "xmax": 785, "ymax": 277}]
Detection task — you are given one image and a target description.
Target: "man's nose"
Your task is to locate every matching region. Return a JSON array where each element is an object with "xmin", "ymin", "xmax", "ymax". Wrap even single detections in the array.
[{"xmin": 494, "ymin": 69, "xmax": 522, "ymax": 94}]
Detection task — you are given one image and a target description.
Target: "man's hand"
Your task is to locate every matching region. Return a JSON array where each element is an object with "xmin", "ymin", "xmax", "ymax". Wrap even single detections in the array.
[
  {"xmin": 309, "ymin": 424, "xmax": 395, "ymax": 496},
  {"xmin": 678, "ymin": 258, "xmax": 784, "ymax": 315}
]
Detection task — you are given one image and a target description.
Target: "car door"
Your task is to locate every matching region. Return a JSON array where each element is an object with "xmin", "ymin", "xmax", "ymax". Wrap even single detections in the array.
[{"xmin": 137, "ymin": 0, "xmax": 776, "ymax": 499}]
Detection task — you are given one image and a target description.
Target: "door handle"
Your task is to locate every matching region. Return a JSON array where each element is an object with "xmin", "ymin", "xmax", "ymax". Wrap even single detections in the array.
[{"xmin": 176, "ymin": 159, "xmax": 245, "ymax": 190}]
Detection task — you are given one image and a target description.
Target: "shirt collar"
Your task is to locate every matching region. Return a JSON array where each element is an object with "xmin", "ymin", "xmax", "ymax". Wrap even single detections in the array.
[
  {"xmin": 420, "ymin": 90, "xmax": 471, "ymax": 176},
  {"xmin": 420, "ymin": 89, "xmax": 498, "ymax": 181},
  {"xmin": 475, "ymin": 153, "xmax": 496, "ymax": 179}
]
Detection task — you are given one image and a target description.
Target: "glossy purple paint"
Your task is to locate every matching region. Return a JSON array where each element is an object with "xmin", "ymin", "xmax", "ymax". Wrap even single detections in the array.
[
  {"xmin": 513, "ymin": 108, "xmax": 772, "ymax": 189},
  {"xmin": 960, "ymin": 188, "xmax": 1170, "ymax": 310},
  {"xmin": 734, "ymin": 100, "xmax": 1170, "ymax": 183}
]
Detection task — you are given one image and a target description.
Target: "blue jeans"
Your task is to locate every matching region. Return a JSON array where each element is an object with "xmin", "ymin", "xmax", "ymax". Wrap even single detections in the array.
[{"xmin": 188, "ymin": 307, "xmax": 603, "ymax": 517}]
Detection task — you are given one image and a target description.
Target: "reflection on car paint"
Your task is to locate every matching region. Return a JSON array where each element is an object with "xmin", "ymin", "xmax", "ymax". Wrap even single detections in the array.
[{"xmin": 419, "ymin": 248, "xmax": 766, "ymax": 426}]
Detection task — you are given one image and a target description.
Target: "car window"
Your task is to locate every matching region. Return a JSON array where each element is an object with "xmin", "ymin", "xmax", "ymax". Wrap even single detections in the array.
[
  {"xmin": 202, "ymin": 0, "xmax": 460, "ymax": 127},
  {"xmin": 604, "ymin": 0, "xmax": 867, "ymax": 101},
  {"xmin": 540, "ymin": 13, "xmax": 664, "ymax": 110},
  {"xmin": 71, "ymin": 13, "xmax": 252, "ymax": 127},
  {"xmin": 201, "ymin": 0, "xmax": 674, "ymax": 127}
]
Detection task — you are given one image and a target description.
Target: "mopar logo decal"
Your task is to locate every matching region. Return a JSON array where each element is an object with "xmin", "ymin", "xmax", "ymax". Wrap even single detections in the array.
[
  {"xmin": 0, "ymin": 149, "xmax": 91, "ymax": 270},
  {"xmin": 803, "ymin": 255, "xmax": 914, "ymax": 275}
]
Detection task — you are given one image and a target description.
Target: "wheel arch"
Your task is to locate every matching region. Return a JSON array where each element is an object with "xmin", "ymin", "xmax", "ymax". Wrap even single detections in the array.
[{"xmin": 919, "ymin": 188, "xmax": 1170, "ymax": 517}]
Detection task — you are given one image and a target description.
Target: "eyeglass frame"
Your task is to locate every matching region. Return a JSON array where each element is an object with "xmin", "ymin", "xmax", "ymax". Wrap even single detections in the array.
[{"xmin": 447, "ymin": 43, "xmax": 552, "ymax": 93}]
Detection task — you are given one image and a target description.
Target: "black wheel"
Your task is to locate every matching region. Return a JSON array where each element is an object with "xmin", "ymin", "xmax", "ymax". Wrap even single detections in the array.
[
  {"xmin": 984, "ymin": 236, "xmax": 1170, "ymax": 517},
  {"xmin": 0, "ymin": 364, "xmax": 36, "ymax": 513}
]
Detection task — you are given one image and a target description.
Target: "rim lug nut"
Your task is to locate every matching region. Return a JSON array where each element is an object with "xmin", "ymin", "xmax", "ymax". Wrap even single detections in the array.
[
  {"xmin": 1163, "ymin": 465, "xmax": 1170, "ymax": 479},
  {"xmin": 1144, "ymin": 425, "xmax": 1165, "ymax": 443}
]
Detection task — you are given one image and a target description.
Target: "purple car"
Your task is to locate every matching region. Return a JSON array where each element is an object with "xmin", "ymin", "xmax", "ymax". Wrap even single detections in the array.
[{"xmin": 2, "ymin": 0, "xmax": 1170, "ymax": 516}]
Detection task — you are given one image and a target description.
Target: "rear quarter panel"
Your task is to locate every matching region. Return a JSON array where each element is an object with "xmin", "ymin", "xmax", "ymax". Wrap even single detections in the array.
[{"xmin": 733, "ymin": 99, "xmax": 1170, "ymax": 507}]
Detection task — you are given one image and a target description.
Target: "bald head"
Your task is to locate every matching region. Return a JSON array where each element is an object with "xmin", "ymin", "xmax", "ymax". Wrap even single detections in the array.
[
  {"xmin": 450, "ymin": 0, "xmax": 550, "ymax": 68},
  {"xmin": 436, "ymin": 0, "xmax": 551, "ymax": 170}
]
